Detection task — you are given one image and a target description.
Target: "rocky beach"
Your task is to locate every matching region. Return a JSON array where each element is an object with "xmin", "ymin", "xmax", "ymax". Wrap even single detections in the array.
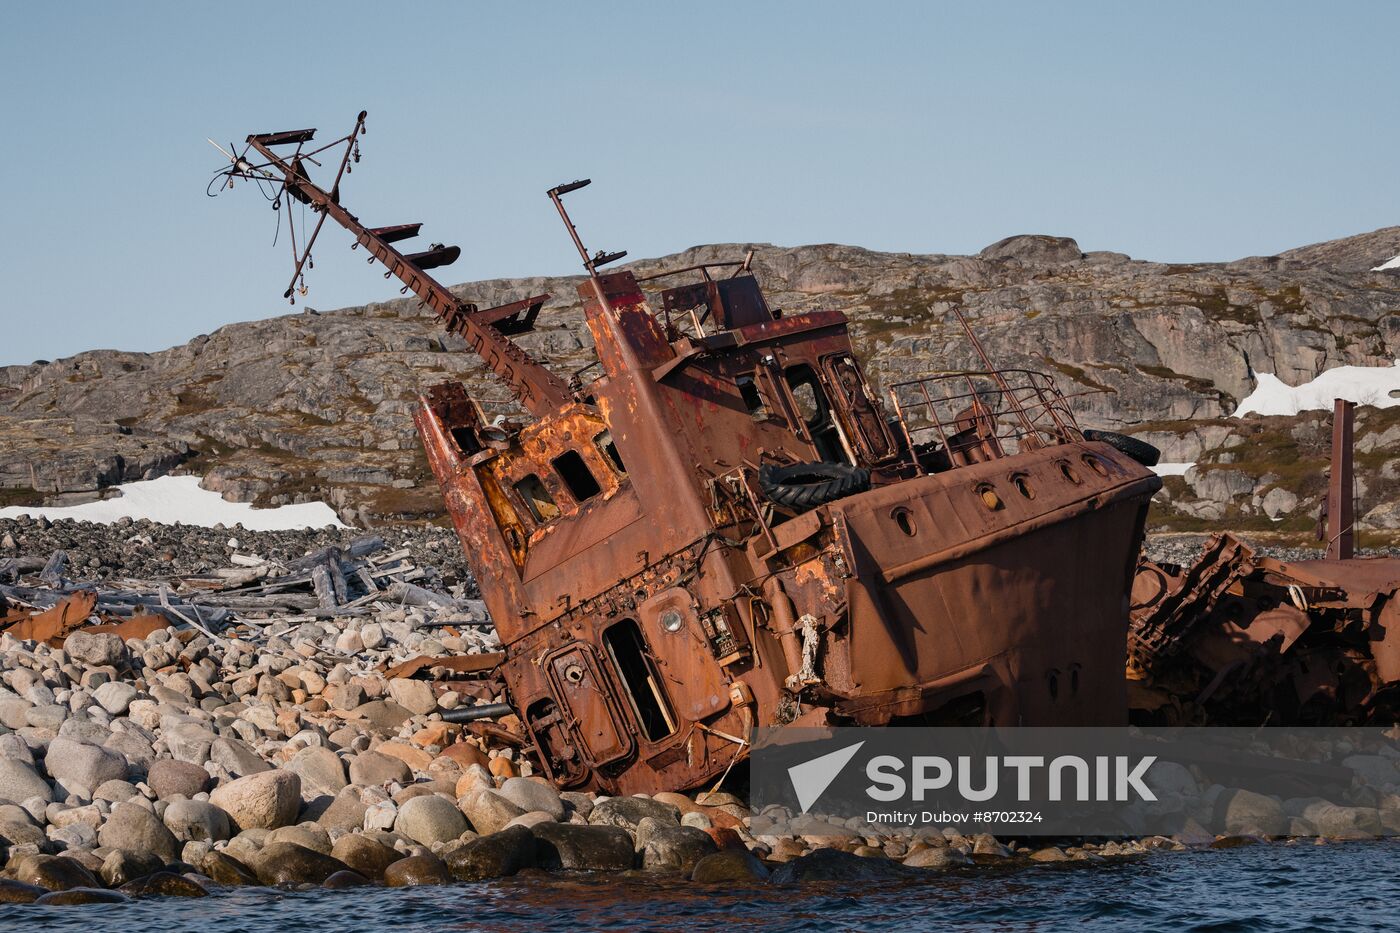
[{"xmin": 0, "ymin": 517, "xmax": 1397, "ymax": 910}]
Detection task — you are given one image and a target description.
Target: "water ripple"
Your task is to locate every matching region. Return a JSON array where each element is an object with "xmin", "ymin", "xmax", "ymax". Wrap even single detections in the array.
[{"xmin": 3, "ymin": 842, "xmax": 1396, "ymax": 933}]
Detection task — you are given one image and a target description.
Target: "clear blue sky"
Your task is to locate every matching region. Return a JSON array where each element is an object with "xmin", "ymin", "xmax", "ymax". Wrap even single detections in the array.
[{"xmin": 1, "ymin": 2, "xmax": 1395, "ymax": 366}]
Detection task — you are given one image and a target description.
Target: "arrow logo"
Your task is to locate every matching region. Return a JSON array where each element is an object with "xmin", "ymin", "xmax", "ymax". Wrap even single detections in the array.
[{"xmin": 788, "ymin": 741, "xmax": 865, "ymax": 813}]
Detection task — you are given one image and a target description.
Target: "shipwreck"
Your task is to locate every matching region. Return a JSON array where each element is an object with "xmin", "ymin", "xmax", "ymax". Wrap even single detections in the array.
[{"xmin": 216, "ymin": 112, "xmax": 1163, "ymax": 794}]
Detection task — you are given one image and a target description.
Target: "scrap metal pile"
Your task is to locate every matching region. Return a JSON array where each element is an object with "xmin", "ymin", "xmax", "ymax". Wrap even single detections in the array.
[
  {"xmin": 1129, "ymin": 400, "xmax": 1399, "ymax": 726},
  {"xmin": 0, "ymin": 537, "xmax": 509, "ymax": 731},
  {"xmin": 1129, "ymin": 534, "xmax": 1400, "ymax": 726}
]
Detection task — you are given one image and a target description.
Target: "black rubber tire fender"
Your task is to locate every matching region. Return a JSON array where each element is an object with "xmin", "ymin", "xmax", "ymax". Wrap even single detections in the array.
[
  {"xmin": 1082, "ymin": 429, "xmax": 1161, "ymax": 467},
  {"xmin": 758, "ymin": 461, "xmax": 872, "ymax": 510}
]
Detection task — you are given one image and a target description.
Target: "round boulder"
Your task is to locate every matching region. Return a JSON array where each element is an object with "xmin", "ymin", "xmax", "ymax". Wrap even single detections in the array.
[
  {"xmin": 532, "ymin": 823, "xmax": 635, "ymax": 871},
  {"xmin": 394, "ymin": 794, "xmax": 469, "ymax": 846},
  {"xmin": 348, "ymin": 750, "xmax": 412, "ymax": 786},
  {"xmin": 209, "ymin": 769, "xmax": 301, "ymax": 832},
  {"xmin": 98, "ymin": 801, "xmax": 180, "ymax": 863},
  {"xmin": 286, "ymin": 746, "xmax": 347, "ymax": 799},
  {"xmin": 445, "ymin": 825, "xmax": 537, "ymax": 881},
  {"xmin": 45, "ymin": 736, "xmax": 129, "ymax": 798},
  {"xmin": 330, "ymin": 833, "xmax": 403, "ymax": 880},
  {"xmin": 15, "ymin": 854, "xmax": 102, "ymax": 891},
  {"xmin": 588, "ymin": 795, "xmax": 680, "ymax": 831},
  {"xmin": 252, "ymin": 841, "xmax": 350, "ymax": 886},
  {"xmin": 383, "ymin": 852, "xmax": 453, "ymax": 887},
  {"xmin": 163, "ymin": 799, "xmax": 231, "ymax": 843},
  {"xmin": 200, "ymin": 850, "xmax": 259, "ymax": 886},
  {"xmin": 498, "ymin": 777, "xmax": 565, "ymax": 821},
  {"xmin": 0, "ymin": 758, "xmax": 53, "ymax": 804},
  {"xmin": 121, "ymin": 870, "xmax": 209, "ymax": 898},
  {"xmin": 147, "ymin": 759, "xmax": 211, "ymax": 800},
  {"xmin": 64, "ymin": 631, "xmax": 126, "ymax": 667},
  {"xmin": 35, "ymin": 887, "xmax": 130, "ymax": 905}
]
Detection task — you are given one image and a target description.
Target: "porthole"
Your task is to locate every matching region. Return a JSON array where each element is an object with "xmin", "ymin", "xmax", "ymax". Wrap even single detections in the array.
[
  {"xmin": 1059, "ymin": 461, "xmax": 1082, "ymax": 485},
  {"xmin": 977, "ymin": 485, "xmax": 1004, "ymax": 511},
  {"xmin": 1070, "ymin": 667, "xmax": 1080, "ymax": 696},
  {"xmin": 1048, "ymin": 672, "xmax": 1059, "ymax": 700},
  {"xmin": 1012, "ymin": 474, "xmax": 1035, "ymax": 499},
  {"xmin": 891, "ymin": 506, "xmax": 917, "ymax": 537},
  {"xmin": 660, "ymin": 609, "xmax": 685, "ymax": 633},
  {"xmin": 563, "ymin": 663, "xmax": 585, "ymax": 684},
  {"xmin": 1082, "ymin": 454, "xmax": 1108, "ymax": 477}
]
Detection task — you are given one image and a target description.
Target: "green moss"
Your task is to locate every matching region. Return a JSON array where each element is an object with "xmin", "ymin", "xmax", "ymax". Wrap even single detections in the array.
[
  {"xmin": 1042, "ymin": 357, "xmax": 1116, "ymax": 394},
  {"xmin": 1138, "ymin": 364, "xmax": 1224, "ymax": 399}
]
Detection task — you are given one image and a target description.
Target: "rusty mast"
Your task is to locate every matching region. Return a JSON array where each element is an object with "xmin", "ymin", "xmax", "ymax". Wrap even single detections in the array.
[{"xmin": 217, "ymin": 112, "xmax": 1164, "ymax": 795}]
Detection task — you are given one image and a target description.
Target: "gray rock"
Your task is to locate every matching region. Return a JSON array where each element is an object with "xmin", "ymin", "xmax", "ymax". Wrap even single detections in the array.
[
  {"xmin": 25, "ymin": 703, "xmax": 68, "ymax": 731},
  {"xmin": 769, "ymin": 848, "xmax": 917, "ymax": 884},
  {"xmin": 498, "ymin": 776, "xmax": 565, "ymax": 820},
  {"xmin": 445, "ymin": 825, "xmax": 536, "ymax": 880},
  {"xmin": 147, "ymin": 759, "xmax": 211, "ymax": 799},
  {"xmin": 394, "ymin": 793, "xmax": 469, "ymax": 846},
  {"xmin": 64, "ymin": 631, "xmax": 125, "ymax": 667},
  {"xmin": 0, "ymin": 757, "xmax": 52, "ymax": 804},
  {"xmin": 267, "ymin": 823, "xmax": 332, "ymax": 854},
  {"xmin": 99, "ymin": 848, "xmax": 163, "ymax": 887},
  {"xmin": 287, "ymin": 746, "xmax": 348, "ymax": 799},
  {"xmin": 383, "ymin": 852, "xmax": 453, "ymax": 887},
  {"xmin": 1344, "ymin": 755, "xmax": 1400, "ymax": 790},
  {"xmin": 458, "ymin": 787, "xmax": 526, "ymax": 836},
  {"xmin": 93, "ymin": 778, "xmax": 139, "ymax": 803},
  {"xmin": 331, "ymin": 832, "xmax": 403, "ymax": 879},
  {"xmin": 348, "ymin": 749, "xmax": 411, "ymax": 786},
  {"xmin": 210, "ymin": 736, "xmax": 270, "ymax": 777},
  {"xmin": 99, "ymin": 801, "xmax": 180, "ymax": 862},
  {"xmin": 589, "ymin": 795, "xmax": 680, "ymax": 831},
  {"xmin": 905, "ymin": 846, "xmax": 972, "ymax": 868},
  {"xmin": 165, "ymin": 722, "xmax": 216, "ymax": 764},
  {"xmin": 163, "ymin": 799, "xmax": 231, "ymax": 842},
  {"xmin": 44, "ymin": 736, "xmax": 128, "ymax": 797},
  {"xmin": 209, "ymin": 769, "xmax": 301, "ymax": 831},
  {"xmin": 252, "ymin": 841, "xmax": 349, "ymax": 885},
  {"xmin": 386, "ymin": 678, "xmax": 437, "ymax": 716},
  {"xmin": 15, "ymin": 853, "xmax": 102, "ymax": 891},
  {"xmin": 532, "ymin": 822, "xmax": 635, "ymax": 871},
  {"xmin": 91, "ymin": 682, "xmax": 138, "ymax": 715},
  {"xmin": 316, "ymin": 785, "xmax": 370, "ymax": 833},
  {"xmin": 634, "ymin": 816, "xmax": 716, "ymax": 873},
  {"xmin": 1217, "ymin": 788, "xmax": 1287, "ymax": 836},
  {"xmin": 0, "ymin": 732, "xmax": 34, "ymax": 765},
  {"xmin": 0, "ymin": 698, "xmax": 32, "ymax": 729}
]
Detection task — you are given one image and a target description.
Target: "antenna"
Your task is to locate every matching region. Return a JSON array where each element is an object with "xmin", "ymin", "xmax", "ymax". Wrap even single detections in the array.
[
  {"xmin": 547, "ymin": 179, "xmax": 627, "ymax": 278},
  {"xmin": 211, "ymin": 111, "xmax": 573, "ymax": 418}
]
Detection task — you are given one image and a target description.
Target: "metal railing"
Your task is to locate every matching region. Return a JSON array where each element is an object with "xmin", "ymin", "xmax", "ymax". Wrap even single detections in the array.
[{"xmin": 887, "ymin": 369, "xmax": 1082, "ymax": 470}]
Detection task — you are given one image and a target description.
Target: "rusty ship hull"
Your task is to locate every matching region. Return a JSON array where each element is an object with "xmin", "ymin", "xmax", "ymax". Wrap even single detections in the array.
[{"xmin": 223, "ymin": 114, "xmax": 1163, "ymax": 796}]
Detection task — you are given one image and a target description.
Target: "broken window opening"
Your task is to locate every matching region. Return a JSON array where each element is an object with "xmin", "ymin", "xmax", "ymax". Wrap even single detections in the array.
[
  {"xmin": 552, "ymin": 450, "xmax": 601, "ymax": 502},
  {"xmin": 737, "ymin": 375, "xmax": 766, "ymax": 419},
  {"xmin": 594, "ymin": 430, "xmax": 626, "ymax": 475},
  {"xmin": 449, "ymin": 426, "xmax": 481, "ymax": 457},
  {"xmin": 513, "ymin": 474, "xmax": 559, "ymax": 523},
  {"xmin": 785, "ymin": 364, "xmax": 847, "ymax": 464},
  {"xmin": 602, "ymin": 619, "xmax": 676, "ymax": 741}
]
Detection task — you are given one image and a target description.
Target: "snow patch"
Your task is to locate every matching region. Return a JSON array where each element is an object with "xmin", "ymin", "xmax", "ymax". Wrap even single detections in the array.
[
  {"xmin": 1233, "ymin": 362, "xmax": 1400, "ymax": 417},
  {"xmin": 1372, "ymin": 254, "xmax": 1400, "ymax": 271},
  {"xmin": 1151, "ymin": 462, "xmax": 1195, "ymax": 477},
  {"xmin": 0, "ymin": 475, "xmax": 347, "ymax": 530}
]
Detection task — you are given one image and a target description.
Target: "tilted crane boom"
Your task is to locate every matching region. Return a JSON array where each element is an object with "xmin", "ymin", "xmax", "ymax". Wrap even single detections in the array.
[{"xmin": 235, "ymin": 111, "xmax": 574, "ymax": 418}]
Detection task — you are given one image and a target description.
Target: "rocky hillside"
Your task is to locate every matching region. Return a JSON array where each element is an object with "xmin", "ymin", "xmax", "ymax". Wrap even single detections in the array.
[{"xmin": 2, "ymin": 228, "xmax": 1398, "ymax": 537}]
